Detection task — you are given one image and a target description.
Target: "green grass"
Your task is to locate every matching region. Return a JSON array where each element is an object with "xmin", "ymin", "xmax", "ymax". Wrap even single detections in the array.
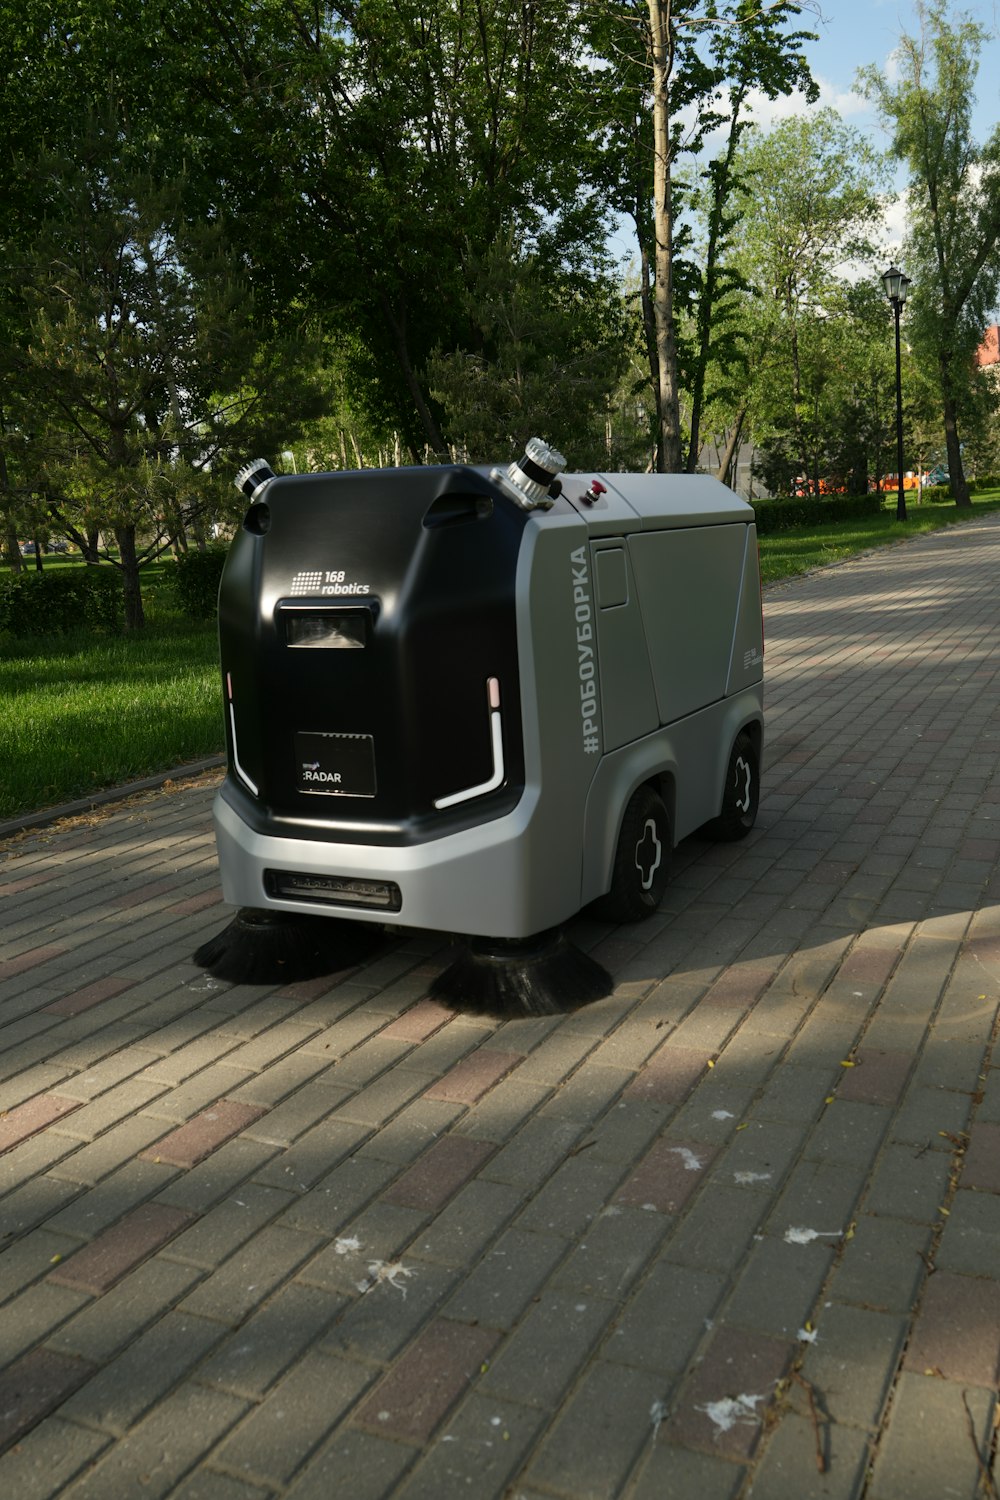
[
  {"xmin": 757, "ymin": 490, "xmax": 1000, "ymax": 585},
  {"xmin": 4, "ymin": 492, "xmax": 1000, "ymax": 820},
  {"xmin": 0, "ymin": 568, "xmax": 223, "ymax": 820}
]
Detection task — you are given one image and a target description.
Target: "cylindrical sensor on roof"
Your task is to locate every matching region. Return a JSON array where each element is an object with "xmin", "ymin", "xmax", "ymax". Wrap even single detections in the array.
[
  {"xmin": 234, "ymin": 458, "xmax": 277, "ymax": 503},
  {"xmin": 491, "ymin": 437, "xmax": 567, "ymax": 511}
]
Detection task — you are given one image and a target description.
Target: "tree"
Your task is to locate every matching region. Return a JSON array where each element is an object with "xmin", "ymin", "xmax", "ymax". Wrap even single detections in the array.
[
  {"xmin": 153, "ymin": 0, "xmax": 611, "ymax": 461},
  {"xmin": 584, "ymin": 1, "xmax": 817, "ymax": 471},
  {"xmin": 859, "ymin": 0, "xmax": 1000, "ymax": 507},
  {"xmin": 1, "ymin": 126, "xmax": 324, "ymax": 625},
  {"xmin": 426, "ymin": 238, "xmax": 628, "ymax": 466},
  {"xmin": 720, "ymin": 110, "xmax": 887, "ymax": 492}
]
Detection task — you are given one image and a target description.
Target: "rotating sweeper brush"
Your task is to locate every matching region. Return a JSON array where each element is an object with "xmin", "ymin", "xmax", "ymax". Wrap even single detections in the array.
[{"xmin": 195, "ymin": 440, "xmax": 764, "ymax": 1013}]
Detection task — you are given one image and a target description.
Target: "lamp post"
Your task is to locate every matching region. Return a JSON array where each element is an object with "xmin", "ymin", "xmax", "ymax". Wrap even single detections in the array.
[{"xmin": 882, "ymin": 265, "xmax": 911, "ymax": 521}]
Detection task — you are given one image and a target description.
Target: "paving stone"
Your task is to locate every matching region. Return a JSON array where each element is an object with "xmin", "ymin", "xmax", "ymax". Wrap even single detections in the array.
[
  {"xmin": 829, "ymin": 1215, "xmax": 931, "ymax": 1314},
  {"xmin": 836, "ymin": 1049, "xmax": 913, "ymax": 1107},
  {"xmin": 169, "ymin": 1470, "xmax": 274, "ymax": 1500},
  {"xmin": 615, "ymin": 1138, "xmax": 717, "ymax": 1215},
  {"xmin": 550, "ymin": 1203, "xmax": 669, "ymax": 1301},
  {"xmin": 177, "ymin": 1225, "xmax": 322, "ymax": 1326},
  {"xmin": 61, "ymin": 1381, "xmax": 248, "ymax": 1499},
  {"xmin": 480, "ymin": 1286, "xmax": 618, "ymax": 1410},
  {"xmin": 323, "ymin": 1259, "xmax": 462, "ymax": 1366},
  {"xmin": 250, "ymin": 1118, "xmax": 371, "ymax": 1194},
  {"xmin": 48, "ymin": 1201, "xmax": 192, "ymax": 1294},
  {"xmin": 524, "ymin": 1359, "xmax": 668, "ymax": 1499},
  {"xmin": 279, "ymin": 1156, "xmax": 399, "ymax": 1237},
  {"xmin": 394, "ymin": 1391, "xmax": 546, "ymax": 1500},
  {"xmin": 42, "ymin": 976, "xmax": 137, "ymax": 1018},
  {"xmin": 868, "ymin": 1374, "xmax": 995, "ymax": 1500},
  {"xmin": 0, "ymin": 1093, "xmax": 81, "ymax": 1153},
  {"xmin": 353, "ymin": 1318, "xmax": 500, "ymax": 1444},
  {"xmin": 444, "ymin": 1227, "xmax": 568, "ymax": 1330},
  {"xmin": 215, "ymin": 1348, "xmax": 378, "ymax": 1485},
  {"xmin": 283, "ymin": 1429, "xmax": 414, "ymax": 1500},
  {"xmin": 353, "ymin": 1097, "xmax": 466, "ymax": 1164},
  {"xmin": 516, "ymin": 1150, "xmax": 631, "ymax": 1239},
  {"xmin": 934, "ymin": 1189, "xmax": 1000, "ymax": 1277},
  {"xmin": 748, "ymin": 1410, "xmax": 871, "ymax": 1500},
  {"xmin": 802, "ymin": 1100, "xmax": 892, "ymax": 1168},
  {"xmin": 725, "ymin": 1234, "xmax": 836, "ymax": 1338},
  {"xmin": 0, "ymin": 1416, "xmax": 110, "ymax": 1500},
  {"xmin": 410, "ymin": 1177, "xmax": 524, "ymax": 1269},
  {"xmin": 623, "ymin": 1045, "xmax": 710, "ymax": 1106},
  {"xmin": 479, "ymin": 1114, "xmax": 588, "ymax": 1189},
  {"xmin": 377, "ymin": 999, "xmax": 454, "ymax": 1043},
  {"xmin": 0, "ymin": 1347, "xmax": 94, "ymax": 1453},
  {"xmin": 423, "ymin": 1047, "xmax": 524, "ymax": 1104},
  {"xmin": 864, "ymin": 1142, "xmax": 954, "ymax": 1223},
  {"xmin": 890, "ymin": 1084, "xmax": 974, "ymax": 1148},
  {"xmin": 960, "ymin": 1121, "xmax": 1000, "ymax": 1191},
  {"xmin": 163, "ymin": 1182, "xmax": 296, "ymax": 1270},
  {"xmin": 765, "ymin": 1159, "xmax": 866, "ymax": 1236},
  {"xmin": 662, "ymin": 1325, "xmax": 793, "ymax": 1459},
  {"xmin": 795, "ymin": 1302, "xmax": 907, "ymax": 1431},
  {"xmin": 46, "ymin": 1255, "xmax": 203, "ymax": 1362},
  {"xmin": 456, "ymin": 1075, "xmax": 553, "ymax": 1144},
  {"xmin": 903, "ymin": 1271, "xmax": 1000, "ymax": 1385},
  {"xmin": 383, "ymin": 1134, "xmax": 495, "ymax": 1212},
  {"xmin": 630, "ymin": 1442, "xmax": 745, "ymax": 1500},
  {"xmin": 141, "ymin": 1099, "xmax": 267, "ymax": 1169},
  {"xmin": 58, "ymin": 1309, "xmax": 227, "ymax": 1435},
  {"xmin": 608, "ymin": 1259, "xmax": 725, "ymax": 1377}
]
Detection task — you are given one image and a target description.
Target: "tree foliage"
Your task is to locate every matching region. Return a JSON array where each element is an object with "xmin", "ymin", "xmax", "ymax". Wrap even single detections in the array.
[{"xmin": 859, "ymin": 0, "xmax": 1000, "ymax": 506}]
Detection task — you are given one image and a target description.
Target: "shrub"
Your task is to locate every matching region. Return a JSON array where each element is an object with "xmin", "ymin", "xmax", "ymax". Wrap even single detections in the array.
[
  {"xmin": 171, "ymin": 547, "xmax": 228, "ymax": 620},
  {"xmin": 750, "ymin": 492, "xmax": 883, "ymax": 534},
  {"xmin": 0, "ymin": 567, "xmax": 122, "ymax": 637}
]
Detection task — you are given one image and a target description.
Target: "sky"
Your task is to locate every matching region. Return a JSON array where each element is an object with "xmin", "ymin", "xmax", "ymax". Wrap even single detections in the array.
[{"xmin": 750, "ymin": 0, "xmax": 1000, "ymax": 252}]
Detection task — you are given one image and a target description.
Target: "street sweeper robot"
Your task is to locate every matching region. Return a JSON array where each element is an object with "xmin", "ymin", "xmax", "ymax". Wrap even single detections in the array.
[{"xmin": 198, "ymin": 440, "xmax": 763, "ymax": 1007}]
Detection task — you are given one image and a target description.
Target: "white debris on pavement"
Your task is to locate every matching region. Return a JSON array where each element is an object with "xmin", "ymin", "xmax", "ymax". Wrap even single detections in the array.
[
  {"xmin": 334, "ymin": 1236, "xmax": 362, "ymax": 1256},
  {"xmin": 668, "ymin": 1147, "xmax": 704, "ymax": 1172},
  {"xmin": 733, "ymin": 1171, "xmax": 772, "ymax": 1185},
  {"xmin": 783, "ymin": 1227, "xmax": 843, "ymax": 1245},
  {"xmin": 357, "ymin": 1261, "xmax": 415, "ymax": 1296},
  {"xmin": 698, "ymin": 1392, "xmax": 767, "ymax": 1435}
]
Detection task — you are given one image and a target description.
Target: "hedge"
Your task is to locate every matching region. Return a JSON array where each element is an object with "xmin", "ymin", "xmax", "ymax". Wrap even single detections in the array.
[
  {"xmin": 750, "ymin": 492, "xmax": 883, "ymax": 534},
  {"xmin": 0, "ymin": 567, "xmax": 122, "ymax": 637},
  {"xmin": 171, "ymin": 546, "xmax": 228, "ymax": 620}
]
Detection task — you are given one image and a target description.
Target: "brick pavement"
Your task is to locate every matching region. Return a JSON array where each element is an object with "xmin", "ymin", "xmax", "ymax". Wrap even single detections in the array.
[{"xmin": 2, "ymin": 514, "xmax": 1000, "ymax": 1498}]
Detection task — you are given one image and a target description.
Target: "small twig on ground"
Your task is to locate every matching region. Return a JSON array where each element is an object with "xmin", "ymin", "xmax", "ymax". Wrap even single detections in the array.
[
  {"xmin": 961, "ymin": 1390, "xmax": 999, "ymax": 1499},
  {"xmin": 791, "ymin": 1371, "xmax": 826, "ymax": 1474}
]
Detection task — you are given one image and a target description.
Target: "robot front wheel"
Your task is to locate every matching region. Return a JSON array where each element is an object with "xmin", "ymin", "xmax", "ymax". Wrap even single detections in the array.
[{"xmin": 588, "ymin": 783, "xmax": 672, "ymax": 924}]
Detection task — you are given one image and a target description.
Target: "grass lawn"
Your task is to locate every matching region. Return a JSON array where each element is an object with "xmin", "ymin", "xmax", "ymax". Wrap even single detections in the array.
[
  {"xmin": 3, "ymin": 492, "xmax": 1000, "ymax": 820},
  {"xmin": 0, "ymin": 564, "xmax": 223, "ymax": 821},
  {"xmin": 757, "ymin": 490, "xmax": 1000, "ymax": 584}
]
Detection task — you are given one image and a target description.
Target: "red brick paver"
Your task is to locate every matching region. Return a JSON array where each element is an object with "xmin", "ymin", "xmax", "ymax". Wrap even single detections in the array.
[
  {"xmin": 353, "ymin": 1319, "xmax": 500, "ymax": 1442},
  {"xmin": 384, "ymin": 1134, "xmax": 495, "ymax": 1211},
  {"xmin": 43, "ymin": 976, "xmax": 137, "ymax": 1018},
  {"xmin": 140, "ymin": 1099, "xmax": 266, "ymax": 1168},
  {"xmin": 0, "ymin": 1094, "xmax": 81, "ymax": 1153},
  {"xmin": 49, "ymin": 1202, "xmax": 193, "ymax": 1294}
]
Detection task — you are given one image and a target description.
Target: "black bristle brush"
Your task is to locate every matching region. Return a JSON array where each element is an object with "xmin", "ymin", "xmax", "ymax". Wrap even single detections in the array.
[
  {"xmin": 430, "ymin": 927, "xmax": 612, "ymax": 1018},
  {"xmin": 193, "ymin": 908, "xmax": 384, "ymax": 985}
]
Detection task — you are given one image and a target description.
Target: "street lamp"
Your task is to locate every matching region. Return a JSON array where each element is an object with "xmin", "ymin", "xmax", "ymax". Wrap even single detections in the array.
[{"xmin": 882, "ymin": 265, "xmax": 911, "ymax": 521}]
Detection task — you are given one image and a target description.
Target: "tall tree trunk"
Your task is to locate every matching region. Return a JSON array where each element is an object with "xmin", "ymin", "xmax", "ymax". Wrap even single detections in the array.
[
  {"xmin": 115, "ymin": 524, "xmax": 145, "ymax": 630},
  {"xmin": 939, "ymin": 352, "xmax": 970, "ymax": 506},
  {"xmin": 715, "ymin": 405, "xmax": 747, "ymax": 488},
  {"xmin": 648, "ymin": 0, "xmax": 683, "ymax": 473},
  {"xmin": 3, "ymin": 519, "xmax": 22, "ymax": 572},
  {"xmin": 379, "ymin": 292, "xmax": 447, "ymax": 460},
  {"xmin": 687, "ymin": 88, "xmax": 748, "ymax": 473}
]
